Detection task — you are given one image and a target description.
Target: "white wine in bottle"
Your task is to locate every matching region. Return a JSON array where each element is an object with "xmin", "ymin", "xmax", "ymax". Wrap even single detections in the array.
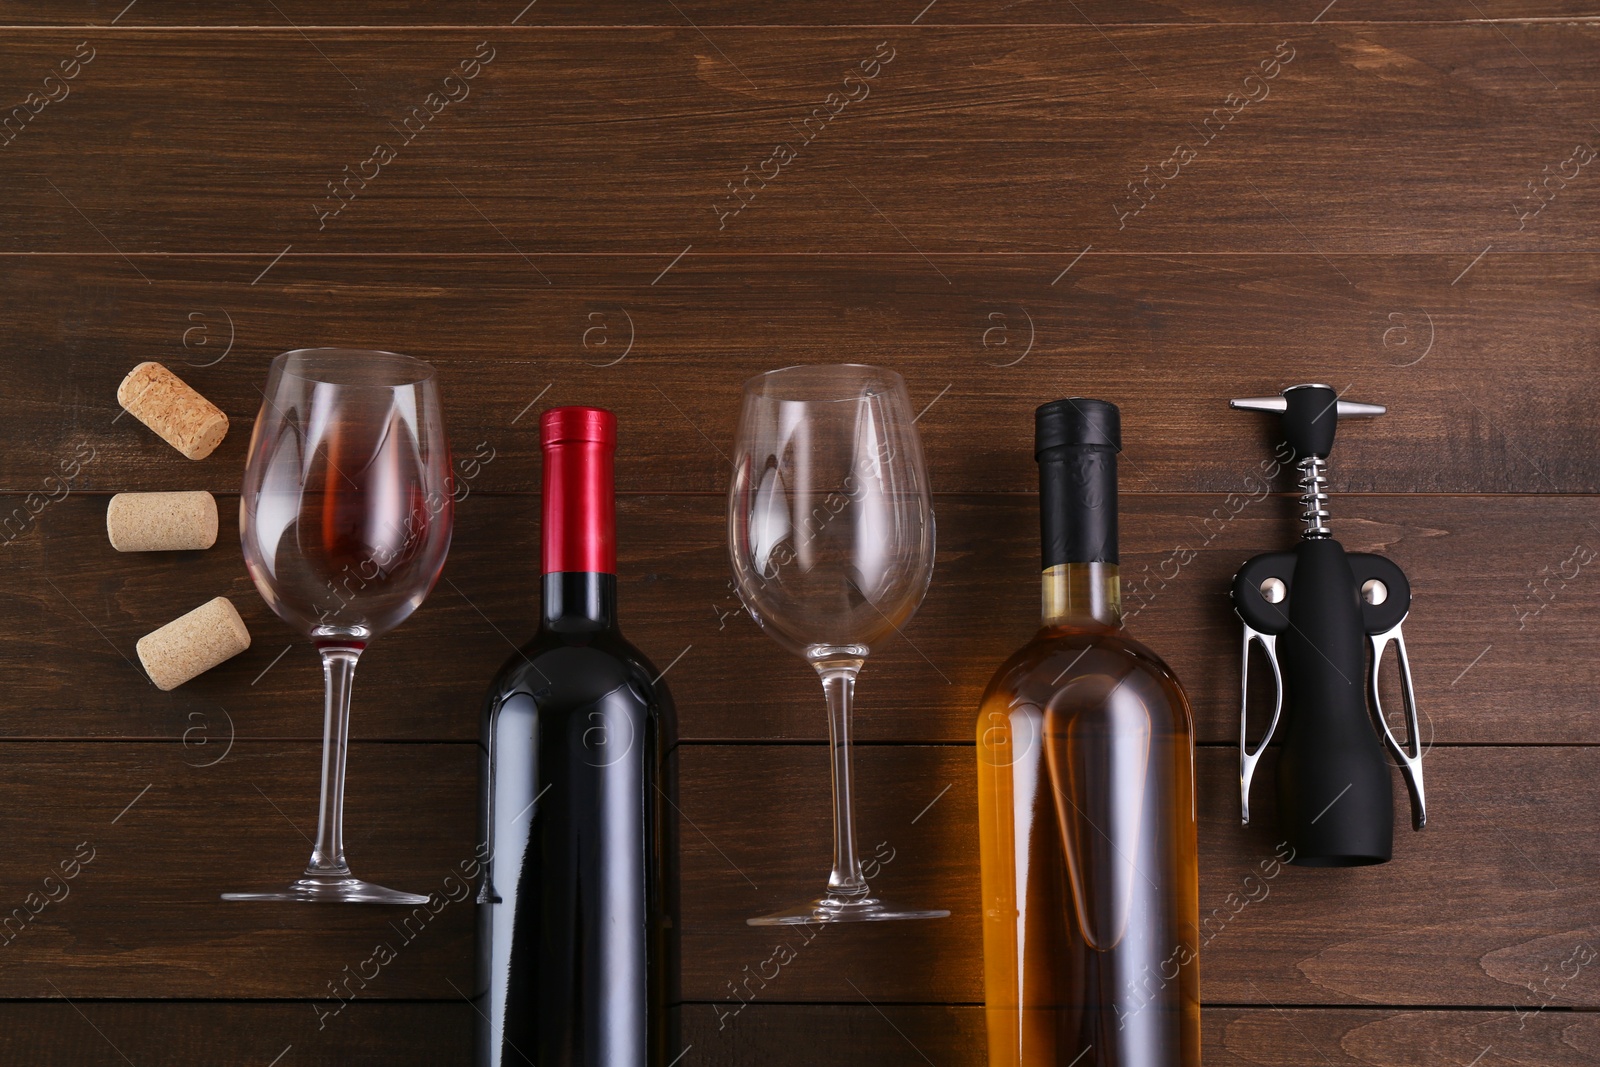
[{"xmin": 976, "ymin": 399, "xmax": 1200, "ymax": 1067}]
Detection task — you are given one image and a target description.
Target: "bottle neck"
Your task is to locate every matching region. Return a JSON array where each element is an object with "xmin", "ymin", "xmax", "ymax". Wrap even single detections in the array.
[
  {"xmin": 1037, "ymin": 444, "xmax": 1118, "ymax": 568},
  {"xmin": 1037, "ymin": 435, "xmax": 1120, "ymax": 628},
  {"xmin": 1042, "ymin": 562, "xmax": 1121, "ymax": 628},
  {"xmin": 538, "ymin": 406, "xmax": 619, "ymax": 631},
  {"xmin": 542, "ymin": 572, "xmax": 617, "ymax": 631},
  {"xmin": 541, "ymin": 437, "xmax": 616, "ymax": 575}
]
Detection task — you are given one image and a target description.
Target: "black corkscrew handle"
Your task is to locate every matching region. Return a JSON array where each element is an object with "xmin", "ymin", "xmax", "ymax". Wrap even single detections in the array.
[
  {"xmin": 1234, "ymin": 544, "xmax": 1426, "ymax": 864},
  {"xmin": 1235, "ymin": 541, "xmax": 1394, "ymax": 865}
]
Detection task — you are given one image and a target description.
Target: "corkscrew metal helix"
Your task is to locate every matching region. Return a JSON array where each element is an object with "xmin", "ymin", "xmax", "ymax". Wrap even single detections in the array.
[{"xmin": 1230, "ymin": 384, "xmax": 1426, "ymax": 867}]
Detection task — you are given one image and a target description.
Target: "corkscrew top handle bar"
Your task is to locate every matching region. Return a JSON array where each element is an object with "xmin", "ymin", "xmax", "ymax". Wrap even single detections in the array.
[
  {"xmin": 1229, "ymin": 384, "xmax": 1385, "ymax": 462},
  {"xmin": 1230, "ymin": 384, "xmax": 1385, "ymax": 539}
]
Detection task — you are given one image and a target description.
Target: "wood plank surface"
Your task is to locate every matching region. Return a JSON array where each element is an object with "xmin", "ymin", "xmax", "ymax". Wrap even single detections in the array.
[
  {"xmin": 5, "ymin": 3, "xmax": 1600, "ymax": 26},
  {"xmin": 3, "ymin": 255, "xmax": 1596, "ymax": 495},
  {"xmin": 4, "ymin": 1, "xmax": 1597, "ymax": 1060},
  {"xmin": 682, "ymin": 1006, "xmax": 1600, "ymax": 1067},
  {"xmin": 0, "ymin": 1002, "xmax": 472, "ymax": 1067},
  {"xmin": 677, "ymin": 746, "xmax": 1600, "ymax": 1007},
  {"xmin": 1, "ymin": 28, "xmax": 1598, "ymax": 255},
  {"xmin": 5, "ymin": 492, "xmax": 1590, "ymax": 744},
  {"xmin": 0, "ymin": 1004, "xmax": 1589, "ymax": 1067},
  {"xmin": 1, "ymin": 741, "xmax": 1595, "ymax": 1012},
  {"xmin": 0, "ymin": 742, "xmax": 475, "ymax": 998}
]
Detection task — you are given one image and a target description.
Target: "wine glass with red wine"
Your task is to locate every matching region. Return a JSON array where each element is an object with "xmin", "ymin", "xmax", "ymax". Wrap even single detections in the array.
[
  {"xmin": 728, "ymin": 364, "xmax": 948, "ymax": 925},
  {"xmin": 224, "ymin": 349, "xmax": 453, "ymax": 904}
]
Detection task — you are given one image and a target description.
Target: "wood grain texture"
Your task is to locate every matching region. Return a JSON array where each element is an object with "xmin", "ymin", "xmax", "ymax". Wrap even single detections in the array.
[
  {"xmin": 3, "ymin": 741, "xmax": 1596, "ymax": 1012},
  {"xmin": 681, "ymin": 1006, "xmax": 1600, "ymax": 1067},
  {"xmin": 677, "ymin": 746, "xmax": 1600, "ymax": 1007},
  {"xmin": 5, "ymin": 492, "xmax": 1591, "ymax": 743},
  {"xmin": 0, "ymin": 1004, "xmax": 1587, "ymax": 1067},
  {"xmin": 2, "ymin": 255, "xmax": 1596, "ymax": 495},
  {"xmin": 5, "ymin": 3, "xmax": 1600, "ymax": 27},
  {"xmin": 0, "ymin": 741, "xmax": 475, "ymax": 998},
  {"xmin": 0, "ymin": 1004, "xmax": 470, "ymax": 1067},
  {"xmin": 681, "ymin": 1004, "xmax": 1600, "ymax": 1062},
  {"xmin": 0, "ymin": 1002, "xmax": 471, "ymax": 1067},
  {"xmin": 1, "ymin": 28, "xmax": 1598, "ymax": 254},
  {"xmin": 4, "ymin": 2, "xmax": 1598, "ymax": 1059}
]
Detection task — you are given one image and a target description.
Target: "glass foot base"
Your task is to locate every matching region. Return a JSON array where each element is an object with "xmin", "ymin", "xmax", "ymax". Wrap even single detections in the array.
[
  {"xmin": 221, "ymin": 876, "xmax": 428, "ymax": 904},
  {"xmin": 747, "ymin": 893, "xmax": 949, "ymax": 926}
]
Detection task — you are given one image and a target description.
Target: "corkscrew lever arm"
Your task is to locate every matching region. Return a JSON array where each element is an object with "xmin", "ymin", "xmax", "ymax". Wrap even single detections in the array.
[
  {"xmin": 1368, "ymin": 622, "xmax": 1427, "ymax": 830},
  {"xmin": 1229, "ymin": 397, "xmax": 1388, "ymax": 418},
  {"xmin": 1239, "ymin": 624, "xmax": 1284, "ymax": 826}
]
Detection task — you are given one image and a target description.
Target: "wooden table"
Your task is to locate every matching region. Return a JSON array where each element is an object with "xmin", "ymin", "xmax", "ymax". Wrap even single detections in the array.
[{"xmin": 2, "ymin": 2, "xmax": 1597, "ymax": 1063}]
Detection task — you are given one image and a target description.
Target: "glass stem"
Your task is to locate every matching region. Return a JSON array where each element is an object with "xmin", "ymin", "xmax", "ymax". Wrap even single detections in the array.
[
  {"xmin": 307, "ymin": 645, "xmax": 361, "ymax": 878},
  {"xmin": 818, "ymin": 661, "xmax": 868, "ymax": 898}
]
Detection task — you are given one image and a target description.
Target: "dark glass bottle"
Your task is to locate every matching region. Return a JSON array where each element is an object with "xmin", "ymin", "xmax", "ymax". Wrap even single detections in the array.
[
  {"xmin": 976, "ymin": 399, "xmax": 1200, "ymax": 1067},
  {"xmin": 476, "ymin": 406, "xmax": 679, "ymax": 1067}
]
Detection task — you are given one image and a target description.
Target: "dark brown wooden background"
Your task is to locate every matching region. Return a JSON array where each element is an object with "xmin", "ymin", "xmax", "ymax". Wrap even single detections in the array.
[{"xmin": 3, "ymin": 2, "xmax": 1598, "ymax": 1063}]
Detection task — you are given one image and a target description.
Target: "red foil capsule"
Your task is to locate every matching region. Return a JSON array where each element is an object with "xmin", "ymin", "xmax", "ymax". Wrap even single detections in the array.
[{"xmin": 540, "ymin": 406, "xmax": 617, "ymax": 575}]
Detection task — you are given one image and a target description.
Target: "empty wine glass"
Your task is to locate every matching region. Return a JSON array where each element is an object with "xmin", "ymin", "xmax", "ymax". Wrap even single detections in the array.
[
  {"xmin": 729, "ymin": 364, "xmax": 947, "ymax": 925},
  {"xmin": 224, "ymin": 349, "xmax": 453, "ymax": 904}
]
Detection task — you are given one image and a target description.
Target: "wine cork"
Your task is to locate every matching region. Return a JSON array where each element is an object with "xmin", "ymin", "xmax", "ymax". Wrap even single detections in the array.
[
  {"xmin": 106, "ymin": 491, "xmax": 218, "ymax": 552},
  {"xmin": 137, "ymin": 596, "xmax": 251, "ymax": 691},
  {"xmin": 117, "ymin": 361, "xmax": 229, "ymax": 460}
]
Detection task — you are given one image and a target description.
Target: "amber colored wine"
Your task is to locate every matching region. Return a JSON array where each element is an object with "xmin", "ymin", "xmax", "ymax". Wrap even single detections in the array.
[{"xmin": 976, "ymin": 400, "xmax": 1200, "ymax": 1067}]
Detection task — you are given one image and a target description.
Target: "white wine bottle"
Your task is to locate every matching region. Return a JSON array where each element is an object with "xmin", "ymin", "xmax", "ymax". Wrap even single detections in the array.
[{"xmin": 976, "ymin": 399, "xmax": 1200, "ymax": 1067}]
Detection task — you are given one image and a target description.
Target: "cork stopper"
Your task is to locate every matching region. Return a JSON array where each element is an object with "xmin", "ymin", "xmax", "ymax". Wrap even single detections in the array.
[
  {"xmin": 107, "ymin": 491, "xmax": 219, "ymax": 552},
  {"xmin": 117, "ymin": 362, "xmax": 229, "ymax": 460},
  {"xmin": 136, "ymin": 596, "xmax": 252, "ymax": 691}
]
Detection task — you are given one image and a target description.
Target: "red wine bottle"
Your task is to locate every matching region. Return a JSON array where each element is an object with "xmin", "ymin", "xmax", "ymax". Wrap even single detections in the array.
[{"xmin": 477, "ymin": 406, "xmax": 679, "ymax": 1067}]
